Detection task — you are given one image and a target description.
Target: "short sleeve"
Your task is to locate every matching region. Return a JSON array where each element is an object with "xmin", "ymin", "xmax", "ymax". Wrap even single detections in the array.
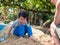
[{"xmin": 11, "ymin": 20, "xmax": 19, "ymax": 28}]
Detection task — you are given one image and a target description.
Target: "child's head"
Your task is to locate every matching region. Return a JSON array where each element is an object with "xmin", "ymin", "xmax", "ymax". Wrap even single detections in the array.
[
  {"xmin": 51, "ymin": 0, "xmax": 57, "ymax": 5},
  {"xmin": 18, "ymin": 11, "xmax": 28, "ymax": 23}
]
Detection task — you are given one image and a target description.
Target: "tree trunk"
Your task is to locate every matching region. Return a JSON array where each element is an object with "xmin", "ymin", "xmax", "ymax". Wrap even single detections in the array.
[
  {"xmin": 1, "ymin": 6, "xmax": 6, "ymax": 20},
  {"xmin": 33, "ymin": 12, "xmax": 37, "ymax": 25},
  {"xmin": 26, "ymin": 10, "xmax": 30, "ymax": 24}
]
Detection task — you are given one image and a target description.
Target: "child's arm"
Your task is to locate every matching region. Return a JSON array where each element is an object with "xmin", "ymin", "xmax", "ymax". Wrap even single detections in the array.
[
  {"xmin": 0, "ymin": 27, "xmax": 12, "ymax": 42},
  {"xmin": 6, "ymin": 21, "xmax": 18, "ymax": 38},
  {"xmin": 6, "ymin": 27, "xmax": 12, "ymax": 38}
]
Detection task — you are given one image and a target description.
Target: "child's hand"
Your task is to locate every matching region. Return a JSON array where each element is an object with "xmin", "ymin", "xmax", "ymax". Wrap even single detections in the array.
[
  {"xmin": 0, "ymin": 33, "xmax": 6, "ymax": 42},
  {"xmin": 0, "ymin": 37, "xmax": 5, "ymax": 42},
  {"xmin": 20, "ymin": 20, "xmax": 27, "ymax": 25}
]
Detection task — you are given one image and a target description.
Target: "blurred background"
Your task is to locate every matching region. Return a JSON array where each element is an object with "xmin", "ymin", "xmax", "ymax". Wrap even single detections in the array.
[{"xmin": 0, "ymin": 0, "xmax": 55, "ymax": 28}]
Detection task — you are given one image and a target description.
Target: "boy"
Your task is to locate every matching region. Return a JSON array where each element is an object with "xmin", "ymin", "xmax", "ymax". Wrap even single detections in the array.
[
  {"xmin": 50, "ymin": 0, "xmax": 60, "ymax": 45},
  {"xmin": 0, "ymin": 11, "xmax": 38, "ymax": 42},
  {"xmin": 6, "ymin": 11, "xmax": 33, "ymax": 38}
]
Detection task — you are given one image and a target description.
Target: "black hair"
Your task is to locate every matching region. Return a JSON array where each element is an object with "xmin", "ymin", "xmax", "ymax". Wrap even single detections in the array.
[{"xmin": 18, "ymin": 11, "xmax": 28, "ymax": 18}]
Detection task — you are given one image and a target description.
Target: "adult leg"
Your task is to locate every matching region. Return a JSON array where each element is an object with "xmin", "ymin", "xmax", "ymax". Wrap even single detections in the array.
[
  {"xmin": 51, "ymin": 32, "xmax": 60, "ymax": 45},
  {"xmin": 50, "ymin": 28, "xmax": 60, "ymax": 45}
]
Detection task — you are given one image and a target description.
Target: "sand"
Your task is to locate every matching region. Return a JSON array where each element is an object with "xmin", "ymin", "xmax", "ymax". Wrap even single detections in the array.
[{"xmin": 0, "ymin": 22, "xmax": 53, "ymax": 45}]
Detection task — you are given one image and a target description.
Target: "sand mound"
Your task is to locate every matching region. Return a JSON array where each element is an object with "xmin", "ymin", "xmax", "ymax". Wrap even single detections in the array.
[
  {"xmin": 0, "ymin": 35, "xmax": 43, "ymax": 45},
  {"xmin": 0, "ymin": 22, "xmax": 53, "ymax": 45}
]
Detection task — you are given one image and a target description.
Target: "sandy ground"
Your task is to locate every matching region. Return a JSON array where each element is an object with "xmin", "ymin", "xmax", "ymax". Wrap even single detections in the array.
[{"xmin": 0, "ymin": 22, "xmax": 53, "ymax": 45}]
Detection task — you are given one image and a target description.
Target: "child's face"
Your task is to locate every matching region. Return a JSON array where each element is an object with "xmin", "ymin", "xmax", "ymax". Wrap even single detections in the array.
[{"xmin": 18, "ymin": 16, "xmax": 26, "ymax": 24}]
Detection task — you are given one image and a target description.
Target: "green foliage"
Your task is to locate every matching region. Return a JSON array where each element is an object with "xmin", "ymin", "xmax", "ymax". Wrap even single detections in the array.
[
  {"xmin": 37, "ymin": 13, "xmax": 43, "ymax": 18},
  {"xmin": 46, "ymin": 14, "xmax": 54, "ymax": 22},
  {"xmin": 43, "ymin": 19, "xmax": 51, "ymax": 25},
  {"xmin": 0, "ymin": 0, "xmax": 55, "ymax": 25},
  {"xmin": 29, "ymin": 11, "xmax": 33, "ymax": 18},
  {"xmin": 43, "ymin": 19, "xmax": 52, "ymax": 28},
  {"xmin": 7, "ymin": 14, "xmax": 17, "ymax": 21},
  {"xmin": 42, "ymin": 14, "xmax": 54, "ymax": 22},
  {"xmin": 0, "ymin": 0, "xmax": 55, "ymax": 12},
  {"xmin": 4, "ymin": 20, "xmax": 11, "ymax": 24}
]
